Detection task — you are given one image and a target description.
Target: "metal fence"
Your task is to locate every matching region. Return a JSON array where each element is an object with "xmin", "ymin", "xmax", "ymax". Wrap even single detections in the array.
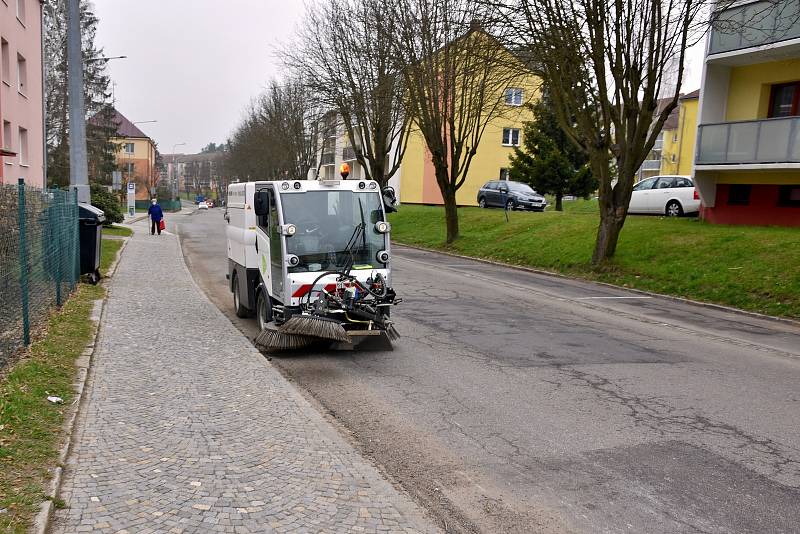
[{"xmin": 0, "ymin": 180, "xmax": 80, "ymax": 369}]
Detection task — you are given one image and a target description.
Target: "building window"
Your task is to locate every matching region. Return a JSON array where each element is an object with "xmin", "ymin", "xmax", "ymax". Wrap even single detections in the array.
[
  {"xmin": 671, "ymin": 153, "xmax": 677, "ymax": 162},
  {"xmin": 16, "ymin": 53, "xmax": 27, "ymax": 95},
  {"xmin": 672, "ymin": 132, "xmax": 678, "ymax": 142},
  {"xmin": 2, "ymin": 121, "xmax": 11, "ymax": 150},
  {"xmin": 504, "ymin": 88, "xmax": 523, "ymax": 106},
  {"xmin": 768, "ymin": 82, "xmax": 799, "ymax": 118},
  {"xmin": 777, "ymin": 185, "xmax": 800, "ymax": 207},
  {"xmin": 16, "ymin": 0, "xmax": 26, "ymax": 23},
  {"xmin": 126, "ymin": 162, "xmax": 134, "ymax": 175},
  {"xmin": 1, "ymin": 39, "xmax": 9, "ymax": 85},
  {"xmin": 499, "ymin": 168, "xmax": 508, "ymax": 181},
  {"xmin": 727, "ymin": 184, "xmax": 752, "ymax": 205},
  {"xmin": 502, "ymin": 128, "xmax": 520, "ymax": 146},
  {"xmin": 18, "ymin": 127, "xmax": 27, "ymax": 165},
  {"xmin": 124, "ymin": 142, "xmax": 135, "ymax": 154}
]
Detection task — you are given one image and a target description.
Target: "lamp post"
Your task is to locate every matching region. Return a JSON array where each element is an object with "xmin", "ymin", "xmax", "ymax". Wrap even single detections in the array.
[{"xmin": 66, "ymin": 0, "xmax": 89, "ymax": 202}]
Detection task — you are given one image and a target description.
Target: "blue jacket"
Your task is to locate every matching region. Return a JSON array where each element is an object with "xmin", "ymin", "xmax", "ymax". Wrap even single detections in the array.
[{"xmin": 148, "ymin": 204, "xmax": 163, "ymax": 222}]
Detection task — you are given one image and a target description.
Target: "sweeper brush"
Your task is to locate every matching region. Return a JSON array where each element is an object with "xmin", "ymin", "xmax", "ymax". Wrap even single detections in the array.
[
  {"xmin": 254, "ymin": 328, "xmax": 315, "ymax": 351},
  {"xmin": 279, "ymin": 315, "xmax": 351, "ymax": 343}
]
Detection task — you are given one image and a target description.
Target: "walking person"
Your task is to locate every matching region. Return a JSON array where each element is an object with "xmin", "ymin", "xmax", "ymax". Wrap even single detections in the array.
[{"xmin": 148, "ymin": 198, "xmax": 164, "ymax": 235}]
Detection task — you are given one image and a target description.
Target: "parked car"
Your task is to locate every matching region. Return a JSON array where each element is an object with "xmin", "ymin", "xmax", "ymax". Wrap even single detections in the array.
[
  {"xmin": 477, "ymin": 180, "xmax": 548, "ymax": 211},
  {"xmin": 198, "ymin": 201, "xmax": 209, "ymax": 210},
  {"xmin": 629, "ymin": 175, "xmax": 700, "ymax": 216}
]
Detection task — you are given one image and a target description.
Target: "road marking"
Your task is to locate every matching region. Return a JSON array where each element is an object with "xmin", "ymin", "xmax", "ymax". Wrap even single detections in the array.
[{"xmin": 575, "ymin": 296, "xmax": 653, "ymax": 300}]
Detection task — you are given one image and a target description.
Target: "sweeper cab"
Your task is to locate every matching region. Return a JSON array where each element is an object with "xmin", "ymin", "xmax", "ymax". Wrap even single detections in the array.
[{"xmin": 225, "ymin": 177, "xmax": 400, "ymax": 350}]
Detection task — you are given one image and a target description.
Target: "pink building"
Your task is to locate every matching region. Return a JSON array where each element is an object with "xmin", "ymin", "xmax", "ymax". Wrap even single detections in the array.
[{"xmin": 0, "ymin": 0, "xmax": 44, "ymax": 188}]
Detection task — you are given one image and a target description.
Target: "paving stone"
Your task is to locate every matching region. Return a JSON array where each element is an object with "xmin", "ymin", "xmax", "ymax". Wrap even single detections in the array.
[{"xmin": 52, "ymin": 226, "xmax": 436, "ymax": 533}]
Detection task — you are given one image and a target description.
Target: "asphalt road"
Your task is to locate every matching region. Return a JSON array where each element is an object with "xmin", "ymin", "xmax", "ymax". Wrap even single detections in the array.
[{"xmin": 174, "ymin": 208, "xmax": 800, "ymax": 534}]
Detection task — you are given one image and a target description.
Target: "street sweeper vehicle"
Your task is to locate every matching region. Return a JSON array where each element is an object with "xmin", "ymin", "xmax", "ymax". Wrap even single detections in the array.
[{"xmin": 225, "ymin": 177, "xmax": 400, "ymax": 350}]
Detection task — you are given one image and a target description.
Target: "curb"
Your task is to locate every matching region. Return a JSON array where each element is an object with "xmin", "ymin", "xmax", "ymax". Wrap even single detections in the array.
[
  {"xmin": 32, "ymin": 298, "xmax": 105, "ymax": 534},
  {"xmin": 32, "ymin": 236, "xmax": 129, "ymax": 534},
  {"xmin": 393, "ymin": 242, "xmax": 800, "ymax": 327},
  {"xmin": 123, "ymin": 214, "xmax": 148, "ymax": 225}
]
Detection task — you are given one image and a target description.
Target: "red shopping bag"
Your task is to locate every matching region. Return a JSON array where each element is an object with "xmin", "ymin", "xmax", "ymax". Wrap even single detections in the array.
[{"xmin": 159, "ymin": 220, "xmax": 165, "ymax": 231}]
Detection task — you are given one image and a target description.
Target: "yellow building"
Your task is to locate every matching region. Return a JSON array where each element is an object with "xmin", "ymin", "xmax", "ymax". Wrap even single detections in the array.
[
  {"xmin": 694, "ymin": 0, "xmax": 800, "ymax": 226},
  {"xmin": 659, "ymin": 91, "xmax": 700, "ymax": 176},
  {"xmin": 107, "ymin": 108, "xmax": 157, "ymax": 200},
  {"xmin": 395, "ymin": 36, "xmax": 539, "ymax": 206}
]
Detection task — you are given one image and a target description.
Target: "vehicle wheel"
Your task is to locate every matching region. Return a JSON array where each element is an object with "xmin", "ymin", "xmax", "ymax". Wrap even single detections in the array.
[
  {"xmin": 478, "ymin": 197, "xmax": 487, "ymax": 208},
  {"xmin": 506, "ymin": 199, "xmax": 515, "ymax": 211},
  {"xmin": 232, "ymin": 275, "xmax": 249, "ymax": 318},
  {"xmin": 665, "ymin": 200, "xmax": 683, "ymax": 217},
  {"xmin": 256, "ymin": 289, "xmax": 272, "ymax": 330}
]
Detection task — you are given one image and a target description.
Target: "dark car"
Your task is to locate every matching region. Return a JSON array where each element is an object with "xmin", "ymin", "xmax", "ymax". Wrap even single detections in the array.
[{"xmin": 477, "ymin": 180, "xmax": 548, "ymax": 211}]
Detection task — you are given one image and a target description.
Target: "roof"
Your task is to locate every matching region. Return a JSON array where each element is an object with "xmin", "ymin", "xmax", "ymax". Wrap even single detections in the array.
[
  {"xmin": 680, "ymin": 89, "xmax": 700, "ymax": 100},
  {"xmin": 90, "ymin": 107, "xmax": 150, "ymax": 139}
]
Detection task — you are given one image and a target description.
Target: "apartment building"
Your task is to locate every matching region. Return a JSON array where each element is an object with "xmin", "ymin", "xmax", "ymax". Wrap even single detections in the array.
[
  {"xmin": 316, "ymin": 111, "xmax": 369, "ymax": 182},
  {"xmin": 0, "ymin": 0, "xmax": 44, "ymax": 188},
  {"xmin": 637, "ymin": 91, "xmax": 701, "ymax": 180},
  {"xmin": 694, "ymin": 0, "xmax": 800, "ymax": 226},
  {"xmin": 103, "ymin": 107, "xmax": 157, "ymax": 200}
]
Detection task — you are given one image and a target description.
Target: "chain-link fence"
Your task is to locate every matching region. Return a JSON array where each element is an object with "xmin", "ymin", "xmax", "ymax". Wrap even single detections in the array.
[{"xmin": 0, "ymin": 180, "xmax": 80, "ymax": 369}]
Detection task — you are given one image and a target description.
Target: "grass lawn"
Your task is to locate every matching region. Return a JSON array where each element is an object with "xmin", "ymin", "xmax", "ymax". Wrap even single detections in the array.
[
  {"xmin": 0, "ymin": 283, "xmax": 105, "ymax": 533},
  {"xmin": 100, "ymin": 238, "xmax": 124, "ymax": 278},
  {"xmin": 388, "ymin": 200, "xmax": 800, "ymax": 319},
  {"xmin": 101, "ymin": 225, "xmax": 133, "ymax": 238}
]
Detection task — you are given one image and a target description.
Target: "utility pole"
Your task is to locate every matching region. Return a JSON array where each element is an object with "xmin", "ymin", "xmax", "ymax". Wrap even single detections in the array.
[{"xmin": 67, "ymin": 0, "xmax": 89, "ymax": 203}]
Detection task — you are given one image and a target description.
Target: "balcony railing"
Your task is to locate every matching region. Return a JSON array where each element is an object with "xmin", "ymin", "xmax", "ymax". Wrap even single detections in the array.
[
  {"xmin": 709, "ymin": 0, "xmax": 800, "ymax": 54},
  {"xmin": 696, "ymin": 116, "xmax": 800, "ymax": 165},
  {"xmin": 320, "ymin": 153, "xmax": 335, "ymax": 165},
  {"xmin": 640, "ymin": 159, "xmax": 662, "ymax": 171}
]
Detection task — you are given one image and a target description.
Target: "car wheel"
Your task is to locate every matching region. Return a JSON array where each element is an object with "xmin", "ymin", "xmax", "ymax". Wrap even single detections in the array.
[
  {"xmin": 479, "ymin": 197, "xmax": 487, "ymax": 208},
  {"xmin": 256, "ymin": 289, "xmax": 272, "ymax": 331},
  {"xmin": 506, "ymin": 199, "xmax": 515, "ymax": 211},
  {"xmin": 233, "ymin": 275, "xmax": 249, "ymax": 318},
  {"xmin": 665, "ymin": 200, "xmax": 683, "ymax": 217}
]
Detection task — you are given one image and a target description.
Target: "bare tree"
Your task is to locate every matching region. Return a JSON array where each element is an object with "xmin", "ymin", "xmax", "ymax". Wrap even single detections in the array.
[
  {"xmin": 227, "ymin": 79, "xmax": 323, "ymax": 181},
  {"xmin": 286, "ymin": 0, "xmax": 409, "ymax": 187},
  {"xmin": 488, "ymin": 0, "xmax": 708, "ymax": 263},
  {"xmin": 390, "ymin": 0, "xmax": 527, "ymax": 243}
]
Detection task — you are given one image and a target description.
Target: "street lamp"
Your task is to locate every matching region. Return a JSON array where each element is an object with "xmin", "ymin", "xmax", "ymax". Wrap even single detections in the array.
[
  {"xmin": 172, "ymin": 142, "xmax": 186, "ymax": 200},
  {"xmin": 85, "ymin": 55, "xmax": 128, "ymax": 64}
]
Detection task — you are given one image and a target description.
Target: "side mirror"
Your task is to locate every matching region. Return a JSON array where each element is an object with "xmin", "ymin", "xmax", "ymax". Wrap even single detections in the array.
[
  {"xmin": 382, "ymin": 186, "xmax": 398, "ymax": 213},
  {"xmin": 499, "ymin": 186, "xmax": 509, "ymax": 193},
  {"xmin": 254, "ymin": 190, "xmax": 269, "ymax": 216}
]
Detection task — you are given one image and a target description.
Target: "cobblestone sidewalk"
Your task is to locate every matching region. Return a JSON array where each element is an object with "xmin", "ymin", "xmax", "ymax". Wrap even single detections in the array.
[{"xmin": 52, "ymin": 225, "xmax": 436, "ymax": 534}]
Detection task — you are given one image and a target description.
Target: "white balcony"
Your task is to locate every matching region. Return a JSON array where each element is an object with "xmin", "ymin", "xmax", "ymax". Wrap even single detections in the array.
[
  {"xmin": 696, "ymin": 116, "xmax": 800, "ymax": 166},
  {"xmin": 708, "ymin": 0, "xmax": 800, "ymax": 63},
  {"xmin": 640, "ymin": 159, "xmax": 662, "ymax": 171}
]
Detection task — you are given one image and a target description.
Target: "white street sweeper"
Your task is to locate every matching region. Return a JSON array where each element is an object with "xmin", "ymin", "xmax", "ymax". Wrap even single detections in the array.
[{"xmin": 225, "ymin": 175, "xmax": 400, "ymax": 350}]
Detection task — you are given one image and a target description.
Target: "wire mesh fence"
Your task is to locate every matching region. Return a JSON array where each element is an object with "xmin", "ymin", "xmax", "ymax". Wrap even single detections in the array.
[{"xmin": 0, "ymin": 180, "xmax": 80, "ymax": 369}]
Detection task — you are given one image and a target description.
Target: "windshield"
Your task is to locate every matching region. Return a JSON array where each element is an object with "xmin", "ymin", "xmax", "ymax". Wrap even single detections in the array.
[
  {"xmin": 281, "ymin": 190, "xmax": 386, "ymax": 273},
  {"xmin": 508, "ymin": 182, "xmax": 535, "ymax": 194}
]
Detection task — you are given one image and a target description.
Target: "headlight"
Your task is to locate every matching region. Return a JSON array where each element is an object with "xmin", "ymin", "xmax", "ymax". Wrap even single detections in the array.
[
  {"xmin": 368, "ymin": 182, "xmax": 377, "ymax": 189},
  {"xmin": 376, "ymin": 250, "xmax": 390, "ymax": 264},
  {"xmin": 374, "ymin": 221, "xmax": 391, "ymax": 234},
  {"xmin": 358, "ymin": 181, "xmax": 366, "ymax": 189},
  {"xmin": 281, "ymin": 182, "xmax": 290, "ymax": 190},
  {"xmin": 293, "ymin": 181, "xmax": 301, "ymax": 190},
  {"xmin": 281, "ymin": 224, "xmax": 296, "ymax": 236},
  {"xmin": 286, "ymin": 254, "xmax": 300, "ymax": 267}
]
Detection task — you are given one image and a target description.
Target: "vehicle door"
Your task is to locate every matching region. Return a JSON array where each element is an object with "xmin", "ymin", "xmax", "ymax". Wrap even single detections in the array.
[
  {"xmin": 268, "ymin": 191, "xmax": 285, "ymax": 300},
  {"xmin": 483, "ymin": 182, "xmax": 498, "ymax": 206},
  {"xmin": 629, "ymin": 177, "xmax": 658, "ymax": 213},
  {"xmin": 254, "ymin": 187, "xmax": 281, "ymax": 300},
  {"xmin": 496, "ymin": 182, "xmax": 510, "ymax": 207},
  {"xmin": 650, "ymin": 176, "xmax": 677, "ymax": 212}
]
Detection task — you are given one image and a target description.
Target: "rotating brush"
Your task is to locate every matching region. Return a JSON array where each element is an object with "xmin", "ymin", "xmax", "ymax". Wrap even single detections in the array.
[{"xmin": 279, "ymin": 315, "xmax": 351, "ymax": 343}]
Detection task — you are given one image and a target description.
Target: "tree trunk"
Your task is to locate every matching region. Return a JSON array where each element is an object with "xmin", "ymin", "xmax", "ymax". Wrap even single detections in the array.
[
  {"xmin": 592, "ymin": 203, "xmax": 626, "ymax": 264},
  {"xmin": 555, "ymin": 192, "xmax": 563, "ymax": 211},
  {"xmin": 444, "ymin": 193, "xmax": 459, "ymax": 244}
]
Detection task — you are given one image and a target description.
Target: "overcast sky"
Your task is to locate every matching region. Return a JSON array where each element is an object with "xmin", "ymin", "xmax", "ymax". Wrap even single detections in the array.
[
  {"xmin": 93, "ymin": 1, "xmax": 704, "ymax": 156},
  {"xmin": 93, "ymin": 0, "xmax": 308, "ymax": 154}
]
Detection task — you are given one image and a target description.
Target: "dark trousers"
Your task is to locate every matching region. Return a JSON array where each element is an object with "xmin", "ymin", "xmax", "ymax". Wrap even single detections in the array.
[{"xmin": 151, "ymin": 219, "xmax": 162, "ymax": 235}]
